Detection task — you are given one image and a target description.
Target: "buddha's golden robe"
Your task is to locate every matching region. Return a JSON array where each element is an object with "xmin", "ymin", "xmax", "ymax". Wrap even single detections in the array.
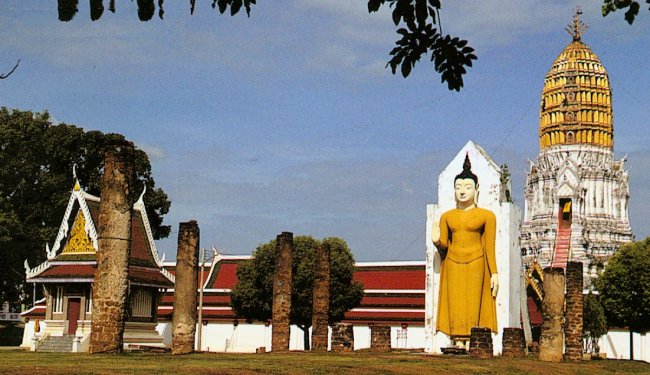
[{"xmin": 436, "ymin": 207, "xmax": 498, "ymax": 336}]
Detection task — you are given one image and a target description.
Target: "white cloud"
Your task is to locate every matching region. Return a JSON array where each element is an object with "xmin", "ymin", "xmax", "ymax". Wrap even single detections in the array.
[{"xmin": 136, "ymin": 143, "xmax": 166, "ymax": 160}]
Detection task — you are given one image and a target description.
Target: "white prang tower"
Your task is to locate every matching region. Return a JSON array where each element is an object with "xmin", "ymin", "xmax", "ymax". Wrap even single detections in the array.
[{"xmin": 520, "ymin": 9, "xmax": 634, "ymax": 288}]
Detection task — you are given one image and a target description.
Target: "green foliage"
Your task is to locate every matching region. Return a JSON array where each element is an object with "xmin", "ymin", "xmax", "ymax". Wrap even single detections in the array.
[
  {"xmin": 0, "ymin": 108, "xmax": 171, "ymax": 307},
  {"xmin": 230, "ymin": 235, "xmax": 364, "ymax": 330},
  {"xmin": 52, "ymin": 1, "xmax": 650, "ymax": 89},
  {"xmin": 583, "ymin": 292, "xmax": 607, "ymax": 354},
  {"xmin": 602, "ymin": 0, "xmax": 649, "ymax": 24},
  {"xmin": 367, "ymin": 0, "xmax": 476, "ymax": 91},
  {"xmin": 594, "ymin": 237, "xmax": 650, "ymax": 333}
]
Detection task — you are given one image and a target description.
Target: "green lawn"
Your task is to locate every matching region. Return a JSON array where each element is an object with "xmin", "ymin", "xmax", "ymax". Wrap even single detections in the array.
[{"xmin": 0, "ymin": 349, "xmax": 648, "ymax": 374}]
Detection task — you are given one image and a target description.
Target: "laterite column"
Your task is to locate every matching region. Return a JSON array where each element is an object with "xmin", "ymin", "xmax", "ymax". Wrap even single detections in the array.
[
  {"xmin": 172, "ymin": 221, "xmax": 200, "ymax": 354},
  {"xmin": 90, "ymin": 141, "xmax": 135, "ymax": 354},
  {"xmin": 564, "ymin": 262, "xmax": 584, "ymax": 361},
  {"xmin": 272, "ymin": 232, "xmax": 293, "ymax": 352},
  {"xmin": 311, "ymin": 243, "xmax": 330, "ymax": 351},
  {"xmin": 539, "ymin": 267, "xmax": 565, "ymax": 362}
]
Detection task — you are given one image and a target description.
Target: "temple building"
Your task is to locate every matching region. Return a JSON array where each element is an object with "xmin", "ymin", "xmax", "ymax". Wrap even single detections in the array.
[
  {"xmin": 22, "ymin": 178, "xmax": 174, "ymax": 352},
  {"xmin": 520, "ymin": 11, "xmax": 634, "ymax": 291}
]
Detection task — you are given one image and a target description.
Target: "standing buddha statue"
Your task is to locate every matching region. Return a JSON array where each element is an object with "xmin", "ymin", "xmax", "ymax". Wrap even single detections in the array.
[{"xmin": 431, "ymin": 154, "xmax": 499, "ymax": 348}]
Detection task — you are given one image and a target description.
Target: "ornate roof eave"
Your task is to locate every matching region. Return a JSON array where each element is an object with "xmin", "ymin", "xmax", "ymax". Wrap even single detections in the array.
[
  {"xmin": 202, "ymin": 249, "xmax": 222, "ymax": 290},
  {"xmin": 133, "ymin": 184, "xmax": 174, "ymax": 284}
]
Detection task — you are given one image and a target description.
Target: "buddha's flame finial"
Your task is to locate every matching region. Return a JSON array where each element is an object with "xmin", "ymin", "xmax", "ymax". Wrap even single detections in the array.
[{"xmin": 566, "ymin": 6, "xmax": 588, "ymax": 41}]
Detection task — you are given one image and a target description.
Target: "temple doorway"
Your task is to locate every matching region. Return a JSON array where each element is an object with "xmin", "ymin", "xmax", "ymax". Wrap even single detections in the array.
[
  {"xmin": 559, "ymin": 198, "xmax": 572, "ymax": 229},
  {"xmin": 67, "ymin": 298, "xmax": 81, "ymax": 335}
]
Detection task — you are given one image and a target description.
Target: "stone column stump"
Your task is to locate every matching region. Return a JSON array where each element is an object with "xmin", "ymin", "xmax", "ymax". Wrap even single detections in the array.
[
  {"xmin": 564, "ymin": 262, "xmax": 584, "ymax": 361},
  {"xmin": 272, "ymin": 232, "xmax": 293, "ymax": 352},
  {"xmin": 311, "ymin": 243, "xmax": 330, "ymax": 351},
  {"xmin": 331, "ymin": 323, "xmax": 354, "ymax": 352},
  {"xmin": 539, "ymin": 267, "xmax": 565, "ymax": 362},
  {"xmin": 370, "ymin": 325, "xmax": 391, "ymax": 352},
  {"xmin": 469, "ymin": 327, "xmax": 493, "ymax": 359},
  {"xmin": 90, "ymin": 140, "xmax": 135, "ymax": 354},
  {"xmin": 171, "ymin": 221, "xmax": 200, "ymax": 355},
  {"xmin": 502, "ymin": 327, "xmax": 526, "ymax": 358}
]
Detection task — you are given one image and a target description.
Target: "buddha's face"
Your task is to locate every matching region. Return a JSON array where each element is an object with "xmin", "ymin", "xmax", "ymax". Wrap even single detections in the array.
[{"xmin": 454, "ymin": 178, "xmax": 477, "ymax": 205}]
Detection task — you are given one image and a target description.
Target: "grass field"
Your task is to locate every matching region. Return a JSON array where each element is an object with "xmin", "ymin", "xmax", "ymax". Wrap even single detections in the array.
[{"xmin": 0, "ymin": 349, "xmax": 648, "ymax": 374}]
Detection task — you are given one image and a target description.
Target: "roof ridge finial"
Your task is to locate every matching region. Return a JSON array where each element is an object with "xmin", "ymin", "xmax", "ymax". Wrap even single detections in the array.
[
  {"xmin": 72, "ymin": 164, "xmax": 81, "ymax": 191},
  {"xmin": 566, "ymin": 6, "xmax": 588, "ymax": 41}
]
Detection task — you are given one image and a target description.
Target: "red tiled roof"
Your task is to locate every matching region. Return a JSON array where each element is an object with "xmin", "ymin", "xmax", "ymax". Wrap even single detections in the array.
[
  {"xmin": 157, "ymin": 260, "xmax": 427, "ymax": 325},
  {"xmin": 129, "ymin": 211, "xmax": 157, "ymax": 267},
  {"xmin": 29, "ymin": 263, "xmax": 172, "ymax": 287},
  {"xmin": 528, "ymin": 296, "xmax": 542, "ymax": 326},
  {"xmin": 353, "ymin": 266, "xmax": 425, "ymax": 290},
  {"xmin": 33, "ymin": 264, "xmax": 96, "ymax": 280},
  {"xmin": 358, "ymin": 295, "xmax": 425, "ymax": 308},
  {"xmin": 128, "ymin": 266, "xmax": 173, "ymax": 287},
  {"xmin": 210, "ymin": 263, "xmax": 239, "ymax": 289}
]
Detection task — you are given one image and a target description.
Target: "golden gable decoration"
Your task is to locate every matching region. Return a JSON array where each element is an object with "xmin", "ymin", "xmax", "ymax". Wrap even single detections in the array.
[{"xmin": 62, "ymin": 210, "xmax": 95, "ymax": 254}]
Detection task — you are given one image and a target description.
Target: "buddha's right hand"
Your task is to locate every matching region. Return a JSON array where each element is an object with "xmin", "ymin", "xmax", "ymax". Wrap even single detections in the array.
[{"xmin": 431, "ymin": 222, "xmax": 440, "ymax": 246}]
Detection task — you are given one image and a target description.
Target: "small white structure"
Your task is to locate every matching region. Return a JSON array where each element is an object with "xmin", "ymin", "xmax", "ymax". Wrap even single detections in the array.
[
  {"xmin": 424, "ymin": 140, "xmax": 523, "ymax": 355},
  {"xmin": 599, "ymin": 330, "xmax": 649, "ymax": 362}
]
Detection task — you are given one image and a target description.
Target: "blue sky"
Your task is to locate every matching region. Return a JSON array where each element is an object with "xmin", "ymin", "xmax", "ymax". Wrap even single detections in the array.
[{"xmin": 2, "ymin": 1, "xmax": 649, "ymax": 261}]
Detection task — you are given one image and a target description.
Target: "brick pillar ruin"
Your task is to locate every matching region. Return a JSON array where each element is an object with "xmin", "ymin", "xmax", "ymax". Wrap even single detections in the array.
[
  {"xmin": 564, "ymin": 261, "xmax": 584, "ymax": 361},
  {"xmin": 272, "ymin": 232, "xmax": 293, "ymax": 352},
  {"xmin": 539, "ymin": 267, "xmax": 566, "ymax": 362},
  {"xmin": 370, "ymin": 325, "xmax": 392, "ymax": 352},
  {"xmin": 469, "ymin": 327, "xmax": 493, "ymax": 359},
  {"xmin": 171, "ymin": 221, "xmax": 200, "ymax": 355},
  {"xmin": 311, "ymin": 243, "xmax": 330, "ymax": 351},
  {"xmin": 331, "ymin": 323, "xmax": 354, "ymax": 352},
  {"xmin": 90, "ymin": 141, "xmax": 135, "ymax": 354},
  {"xmin": 502, "ymin": 327, "xmax": 526, "ymax": 358}
]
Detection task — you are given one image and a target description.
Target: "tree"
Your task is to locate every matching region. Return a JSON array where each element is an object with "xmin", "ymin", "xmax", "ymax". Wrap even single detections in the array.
[
  {"xmin": 0, "ymin": 108, "xmax": 171, "ymax": 308},
  {"xmin": 230, "ymin": 235, "xmax": 364, "ymax": 350},
  {"xmin": 55, "ymin": 0, "xmax": 475, "ymax": 91},
  {"xmin": 602, "ymin": 0, "xmax": 649, "ymax": 24},
  {"xmin": 594, "ymin": 238, "xmax": 650, "ymax": 360},
  {"xmin": 51, "ymin": 1, "xmax": 649, "ymax": 91},
  {"xmin": 583, "ymin": 292, "xmax": 607, "ymax": 356},
  {"xmin": 0, "ymin": 60, "xmax": 20, "ymax": 79}
]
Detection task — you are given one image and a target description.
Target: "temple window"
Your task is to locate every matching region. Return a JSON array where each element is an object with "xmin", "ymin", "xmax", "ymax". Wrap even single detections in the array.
[
  {"xmin": 131, "ymin": 289, "xmax": 153, "ymax": 318},
  {"xmin": 86, "ymin": 289, "xmax": 92, "ymax": 313},
  {"xmin": 54, "ymin": 286, "xmax": 64, "ymax": 313}
]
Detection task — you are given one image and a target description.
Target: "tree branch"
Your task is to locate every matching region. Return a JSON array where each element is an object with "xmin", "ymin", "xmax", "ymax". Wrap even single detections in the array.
[{"xmin": 0, "ymin": 59, "xmax": 20, "ymax": 79}]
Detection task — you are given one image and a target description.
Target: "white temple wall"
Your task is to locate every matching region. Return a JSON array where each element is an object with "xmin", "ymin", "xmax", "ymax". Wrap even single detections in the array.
[
  {"xmin": 157, "ymin": 321, "xmax": 425, "ymax": 352},
  {"xmin": 599, "ymin": 329, "xmax": 649, "ymax": 363}
]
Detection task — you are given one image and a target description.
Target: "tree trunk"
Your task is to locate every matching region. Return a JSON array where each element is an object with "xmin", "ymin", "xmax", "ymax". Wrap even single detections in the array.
[
  {"xmin": 300, "ymin": 325, "xmax": 310, "ymax": 351},
  {"xmin": 630, "ymin": 329, "xmax": 634, "ymax": 360}
]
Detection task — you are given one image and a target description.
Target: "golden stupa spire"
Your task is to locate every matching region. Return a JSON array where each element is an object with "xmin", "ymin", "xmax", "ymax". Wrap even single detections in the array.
[
  {"xmin": 565, "ymin": 6, "xmax": 588, "ymax": 41},
  {"xmin": 538, "ymin": 8, "xmax": 613, "ymax": 150}
]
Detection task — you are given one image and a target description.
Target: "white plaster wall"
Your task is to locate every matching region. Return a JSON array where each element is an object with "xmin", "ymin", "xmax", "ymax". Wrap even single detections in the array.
[
  {"xmin": 391, "ymin": 326, "xmax": 425, "ymax": 349},
  {"xmin": 353, "ymin": 326, "xmax": 371, "ymax": 350},
  {"xmin": 155, "ymin": 322, "xmax": 172, "ymax": 347},
  {"xmin": 159, "ymin": 322, "xmax": 331, "ymax": 352},
  {"xmin": 425, "ymin": 141, "xmax": 522, "ymax": 355},
  {"xmin": 600, "ymin": 330, "xmax": 649, "ymax": 363}
]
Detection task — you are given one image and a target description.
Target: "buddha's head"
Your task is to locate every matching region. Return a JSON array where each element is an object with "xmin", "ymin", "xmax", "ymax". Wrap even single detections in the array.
[{"xmin": 454, "ymin": 154, "xmax": 478, "ymax": 206}]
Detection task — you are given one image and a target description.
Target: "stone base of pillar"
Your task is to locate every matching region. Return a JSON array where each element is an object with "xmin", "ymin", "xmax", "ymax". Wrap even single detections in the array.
[
  {"xmin": 469, "ymin": 327, "xmax": 493, "ymax": 359},
  {"xmin": 331, "ymin": 323, "xmax": 354, "ymax": 352},
  {"xmin": 501, "ymin": 327, "xmax": 526, "ymax": 358},
  {"xmin": 370, "ymin": 325, "xmax": 391, "ymax": 352}
]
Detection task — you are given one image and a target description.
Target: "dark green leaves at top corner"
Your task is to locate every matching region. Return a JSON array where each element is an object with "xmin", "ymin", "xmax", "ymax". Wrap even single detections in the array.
[
  {"xmin": 213, "ymin": 0, "xmax": 256, "ymax": 17},
  {"xmin": 602, "ymin": 0, "xmax": 644, "ymax": 24}
]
